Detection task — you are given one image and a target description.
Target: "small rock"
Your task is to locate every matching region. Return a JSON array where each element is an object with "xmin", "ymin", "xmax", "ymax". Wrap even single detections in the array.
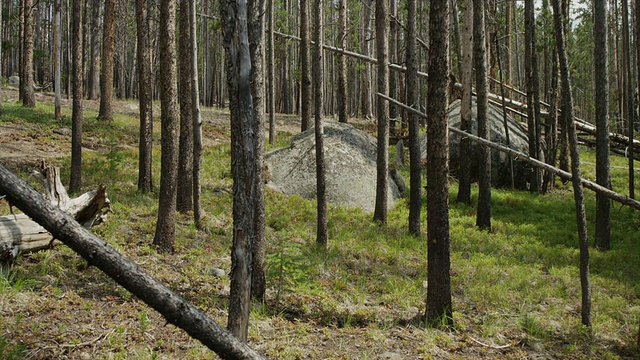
[
  {"xmin": 208, "ymin": 267, "xmax": 226, "ymax": 278},
  {"xmin": 8, "ymin": 76, "xmax": 19, "ymax": 86}
]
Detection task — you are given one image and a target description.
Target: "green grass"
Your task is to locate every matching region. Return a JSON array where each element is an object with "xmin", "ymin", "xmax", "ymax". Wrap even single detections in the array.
[{"xmin": 1, "ymin": 101, "xmax": 639, "ymax": 358}]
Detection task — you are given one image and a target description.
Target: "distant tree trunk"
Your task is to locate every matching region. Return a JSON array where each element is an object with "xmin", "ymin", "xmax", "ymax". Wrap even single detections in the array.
[
  {"xmin": 542, "ymin": 50, "xmax": 559, "ymax": 192},
  {"xmin": 0, "ymin": 0, "xmax": 3, "ymax": 116},
  {"xmin": 248, "ymin": 0, "xmax": 267, "ymax": 302},
  {"xmin": 314, "ymin": 0, "xmax": 327, "ymax": 246},
  {"xmin": 474, "ymin": 0, "xmax": 491, "ymax": 230},
  {"xmin": 222, "ymin": 0, "xmax": 256, "ymax": 342},
  {"xmin": 191, "ymin": 0, "xmax": 202, "ymax": 225},
  {"xmin": 88, "ymin": 0, "xmax": 101, "ymax": 100},
  {"xmin": 136, "ymin": 0, "xmax": 153, "ymax": 193},
  {"xmin": 388, "ymin": 0, "xmax": 397, "ymax": 133},
  {"xmin": 98, "ymin": 0, "xmax": 116, "ymax": 122},
  {"xmin": 300, "ymin": 0, "xmax": 312, "ymax": 131},
  {"xmin": 504, "ymin": 0, "xmax": 512, "ymax": 81},
  {"xmin": 594, "ymin": 0, "xmax": 611, "ymax": 250},
  {"xmin": 337, "ymin": 0, "xmax": 348, "ymax": 124},
  {"xmin": 450, "ymin": 0, "xmax": 461, "ymax": 78},
  {"xmin": 361, "ymin": 0, "xmax": 374, "ymax": 120},
  {"xmin": 525, "ymin": 0, "xmax": 541, "ymax": 193},
  {"xmin": 21, "ymin": 0, "xmax": 35, "ymax": 108},
  {"xmin": 425, "ymin": 0, "xmax": 452, "ymax": 327},
  {"xmin": 407, "ymin": 0, "xmax": 420, "ymax": 235},
  {"xmin": 18, "ymin": 0, "xmax": 24, "ymax": 101},
  {"xmin": 54, "ymin": 0, "xmax": 62, "ymax": 120},
  {"xmin": 267, "ymin": 0, "xmax": 275, "ymax": 145},
  {"xmin": 177, "ymin": 0, "xmax": 194, "ymax": 213},
  {"xmin": 69, "ymin": 0, "xmax": 83, "ymax": 193},
  {"xmin": 624, "ymin": 0, "xmax": 635, "ymax": 199},
  {"xmin": 456, "ymin": 0, "xmax": 473, "ymax": 205},
  {"xmin": 153, "ymin": 0, "xmax": 179, "ymax": 254},
  {"xmin": 552, "ymin": 0, "xmax": 591, "ymax": 328},
  {"xmin": 373, "ymin": 0, "xmax": 389, "ymax": 224}
]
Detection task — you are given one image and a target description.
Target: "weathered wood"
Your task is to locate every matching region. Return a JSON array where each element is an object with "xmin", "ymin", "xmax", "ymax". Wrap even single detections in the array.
[
  {"xmin": 0, "ymin": 164, "xmax": 110, "ymax": 262},
  {"xmin": 0, "ymin": 164, "xmax": 266, "ymax": 359},
  {"xmin": 377, "ymin": 92, "xmax": 640, "ymax": 211}
]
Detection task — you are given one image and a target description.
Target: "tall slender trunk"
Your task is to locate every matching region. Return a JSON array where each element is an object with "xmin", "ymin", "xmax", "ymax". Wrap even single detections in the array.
[
  {"xmin": 525, "ymin": 0, "xmax": 541, "ymax": 193},
  {"xmin": 594, "ymin": 0, "xmax": 611, "ymax": 250},
  {"xmin": 552, "ymin": 0, "xmax": 591, "ymax": 328},
  {"xmin": 88, "ymin": 0, "xmax": 101, "ymax": 99},
  {"xmin": 300, "ymin": 0, "xmax": 312, "ymax": 130},
  {"xmin": 425, "ymin": 0, "xmax": 452, "ymax": 327},
  {"xmin": 456, "ymin": 0, "xmax": 473, "ymax": 205},
  {"xmin": 475, "ymin": 0, "xmax": 491, "ymax": 230},
  {"xmin": 98, "ymin": 0, "xmax": 116, "ymax": 121},
  {"xmin": 267, "ymin": 0, "xmax": 276, "ymax": 144},
  {"xmin": 314, "ymin": 0, "xmax": 327, "ymax": 246},
  {"xmin": 191, "ymin": 0, "xmax": 203, "ymax": 227},
  {"xmin": 177, "ymin": 0, "xmax": 194, "ymax": 213},
  {"xmin": 361, "ymin": 0, "xmax": 374, "ymax": 120},
  {"xmin": 21, "ymin": 0, "xmax": 35, "ymax": 107},
  {"xmin": 373, "ymin": 0, "xmax": 389, "ymax": 224},
  {"xmin": 69, "ymin": 0, "xmax": 83, "ymax": 193},
  {"xmin": 337, "ymin": 0, "xmax": 348, "ymax": 124},
  {"xmin": 54, "ymin": 0, "xmax": 61, "ymax": 120},
  {"xmin": 136, "ymin": 0, "xmax": 153, "ymax": 193},
  {"xmin": 406, "ymin": 0, "xmax": 420, "ymax": 235}
]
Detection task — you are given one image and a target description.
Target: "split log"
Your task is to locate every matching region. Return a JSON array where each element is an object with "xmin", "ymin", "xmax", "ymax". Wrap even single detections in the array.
[
  {"xmin": 0, "ymin": 164, "xmax": 266, "ymax": 359},
  {"xmin": 0, "ymin": 163, "xmax": 110, "ymax": 263},
  {"xmin": 377, "ymin": 92, "xmax": 640, "ymax": 211}
]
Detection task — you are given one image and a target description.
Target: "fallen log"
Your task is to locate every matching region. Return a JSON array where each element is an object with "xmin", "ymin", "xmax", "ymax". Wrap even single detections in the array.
[
  {"xmin": 377, "ymin": 92, "xmax": 640, "ymax": 211},
  {"xmin": 0, "ymin": 163, "xmax": 110, "ymax": 263},
  {"xmin": 0, "ymin": 164, "xmax": 266, "ymax": 359}
]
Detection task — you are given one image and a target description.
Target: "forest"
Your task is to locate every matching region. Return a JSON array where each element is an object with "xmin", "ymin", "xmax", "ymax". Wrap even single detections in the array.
[{"xmin": 0, "ymin": 0, "xmax": 639, "ymax": 358}]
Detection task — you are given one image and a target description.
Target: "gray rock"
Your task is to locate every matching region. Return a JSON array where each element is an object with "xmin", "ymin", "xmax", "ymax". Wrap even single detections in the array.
[
  {"xmin": 421, "ymin": 97, "xmax": 532, "ymax": 189},
  {"xmin": 266, "ymin": 121, "xmax": 401, "ymax": 213},
  {"xmin": 395, "ymin": 139, "xmax": 405, "ymax": 167},
  {"xmin": 208, "ymin": 267, "xmax": 226, "ymax": 278},
  {"xmin": 8, "ymin": 76, "xmax": 19, "ymax": 87}
]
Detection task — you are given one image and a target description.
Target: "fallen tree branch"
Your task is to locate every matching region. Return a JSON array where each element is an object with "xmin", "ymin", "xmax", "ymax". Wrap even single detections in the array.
[
  {"xmin": 0, "ymin": 164, "xmax": 265, "ymax": 359},
  {"xmin": 377, "ymin": 92, "xmax": 640, "ymax": 211}
]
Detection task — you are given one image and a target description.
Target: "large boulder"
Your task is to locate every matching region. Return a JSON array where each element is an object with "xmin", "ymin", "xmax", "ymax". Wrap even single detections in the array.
[
  {"xmin": 266, "ymin": 121, "xmax": 402, "ymax": 213},
  {"xmin": 421, "ymin": 97, "xmax": 532, "ymax": 189},
  {"xmin": 8, "ymin": 76, "xmax": 19, "ymax": 87}
]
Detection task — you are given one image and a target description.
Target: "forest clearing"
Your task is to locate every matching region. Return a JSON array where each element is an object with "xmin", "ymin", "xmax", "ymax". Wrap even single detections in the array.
[{"xmin": 0, "ymin": 86, "xmax": 639, "ymax": 359}]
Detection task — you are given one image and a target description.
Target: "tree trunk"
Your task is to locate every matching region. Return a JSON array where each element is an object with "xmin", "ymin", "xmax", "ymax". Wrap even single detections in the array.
[
  {"xmin": 525, "ymin": 0, "xmax": 541, "ymax": 193},
  {"xmin": 425, "ymin": 0, "xmax": 452, "ymax": 327},
  {"xmin": 594, "ymin": 0, "xmax": 611, "ymax": 250},
  {"xmin": 300, "ymin": 0, "xmax": 312, "ymax": 131},
  {"xmin": 456, "ymin": 0, "xmax": 473, "ymax": 205},
  {"xmin": 191, "ymin": 0, "xmax": 203, "ymax": 226},
  {"xmin": 0, "ymin": 165, "xmax": 266, "ymax": 360},
  {"xmin": 98, "ymin": 0, "xmax": 116, "ymax": 122},
  {"xmin": 388, "ymin": 0, "xmax": 397, "ymax": 133},
  {"xmin": 222, "ymin": 0, "xmax": 256, "ymax": 342},
  {"xmin": 177, "ymin": 0, "xmax": 194, "ymax": 213},
  {"xmin": 314, "ymin": 0, "xmax": 327, "ymax": 246},
  {"xmin": 153, "ymin": 0, "xmax": 179, "ymax": 254},
  {"xmin": 406, "ymin": 0, "xmax": 420, "ymax": 235},
  {"xmin": 504, "ymin": 0, "xmax": 512, "ymax": 82},
  {"xmin": 267, "ymin": 0, "xmax": 276, "ymax": 145},
  {"xmin": 474, "ymin": 0, "xmax": 491, "ymax": 230},
  {"xmin": 88, "ymin": 0, "xmax": 101, "ymax": 100},
  {"xmin": 136, "ymin": 0, "xmax": 153, "ymax": 193},
  {"xmin": 361, "ymin": 0, "xmax": 374, "ymax": 120},
  {"xmin": 21, "ymin": 0, "xmax": 35, "ymax": 108},
  {"xmin": 70, "ymin": 0, "xmax": 84, "ymax": 193},
  {"xmin": 337, "ymin": 0, "xmax": 348, "ymax": 124},
  {"xmin": 373, "ymin": 0, "xmax": 389, "ymax": 224},
  {"xmin": 248, "ymin": 0, "xmax": 267, "ymax": 302},
  {"xmin": 552, "ymin": 0, "xmax": 591, "ymax": 328},
  {"xmin": 54, "ymin": 0, "xmax": 61, "ymax": 120}
]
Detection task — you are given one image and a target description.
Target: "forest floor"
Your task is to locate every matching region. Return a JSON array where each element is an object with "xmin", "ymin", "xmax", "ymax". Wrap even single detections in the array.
[{"xmin": 1, "ymin": 86, "xmax": 639, "ymax": 359}]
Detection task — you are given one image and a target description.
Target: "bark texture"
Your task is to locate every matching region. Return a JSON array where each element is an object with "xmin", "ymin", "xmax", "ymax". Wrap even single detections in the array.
[
  {"xmin": 594, "ymin": 0, "xmax": 611, "ymax": 250},
  {"xmin": 177, "ymin": 0, "xmax": 194, "ymax": 213},
  {"xmin": 313, "ymin": 0, "xmax": 327, "ymax": 246},
  {"xmin": 406, "ymin": 0, "xmax": 420, "ymax": 235},
  {"xmin": 222, "ymin": 0, "xmax": 256, "ymax": 341},
  {"xmin": 21, "ymin": 0, "xmax": 35, "ymax": 107},
  {"xmin": 337, "ymin": 0, "xmax": 348, "ymax": 123},
  {"xmin": 136, "ymin": 0, "xmax": 153, "ymax": 193},
  {"xmin": 70, "ymin": 0, "xmax": 84, "ymax": 193},
  {"xmin": 425, "ymin": 0, "xmax": 452, "ymax": 326},
  {"xmin": 153, "ymin": 0, "xmax": 179, "ymax": 254},
  {"xmin": 474, "ymin": 0, "xmax": 491, "ymax": 230},
  {"xmin": 373, "ymin": 0, "xmax": 389, "ymax": 224},
  {"xmin": 456, "ymin": 0, "xmax": 473, "ymax": 205},
  {"xmin": 98, "ymin": 0, "xmax": 116, "ymax": 122},
  {"xmin": 300, "ymin": 0, "xmax": 312, "ymax": 131}
]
